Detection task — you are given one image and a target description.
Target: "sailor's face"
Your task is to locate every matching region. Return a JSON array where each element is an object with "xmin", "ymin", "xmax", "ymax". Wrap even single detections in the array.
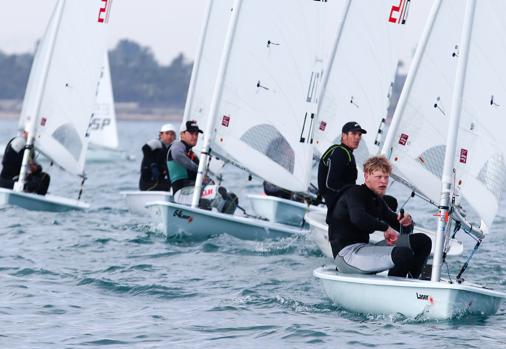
[
  {"xmin": 160, "ymin": 131, "xmax": 176, "ymax": 145},
  {"xmin": 181, "ymin": 131, "xmax": 199, "ymax": 147},
  {"xmin": 341, "ymin": 131, "xmax": 362, "ymax": 150},
  {"xmin": 365, "ymin": 170, "xmax": 389, "ymax": 196}
]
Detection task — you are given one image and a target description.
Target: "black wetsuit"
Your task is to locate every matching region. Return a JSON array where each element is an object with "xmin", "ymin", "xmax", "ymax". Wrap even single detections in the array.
[
  {"xmin": 139, "ymin": 139, "xmax": 171, "ymax": 191},
  {"xmin": 329, "ymin": 184, "xmax": 407, "ymax": 256},
  {"xmin": 318, "ymin": 144, "xmax": 357, "ymax": 218},
  {"xmin": 0, "ymin": 137, "xmax": 25, "ymax": 184},
  {"xmin": 0, "ymin": 137, "xmax": 50, "ymax": 195},
  {"xmin": 330, "ymin": 184, "xmax": 431, "ymax": 278}
]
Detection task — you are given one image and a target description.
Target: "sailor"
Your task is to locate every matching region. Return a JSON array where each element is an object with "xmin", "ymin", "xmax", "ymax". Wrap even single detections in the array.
[
  {"xmin": 328, "ymin": 156, "xmax": 431, "ymax": 278},
  {"xmin": 0, "ymin": 131, "xmax": 50, "ymax": 195},
  {"xmin": 318, "ymin": 121, "xmax": 398, "ymax": 219},
  {"xmin": 318, "ymin": 121, "xmax": 365, "ymax": 221},
  {"xmin": 138, "ymin": 123, "xmax": 176, "ymax": 191},
  {"xmin": 167, "ymin": 120, "xmax": 237, "ymax": 213}
]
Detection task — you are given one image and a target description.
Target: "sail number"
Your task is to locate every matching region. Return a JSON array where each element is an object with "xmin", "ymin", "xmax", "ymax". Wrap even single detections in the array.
[
  {"xmin": 97, "ymin": 0, "xmax": 112, "ymax": 23},
  {"xmin": 389, "ymin": 0, "xmax": 410, "ymax": 25},
  {"xmin": 89, "ymin": 117, "xmax": 111, "ymax": 130}
]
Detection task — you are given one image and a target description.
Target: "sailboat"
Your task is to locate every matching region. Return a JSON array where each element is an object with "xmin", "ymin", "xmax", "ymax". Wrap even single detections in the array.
[
  {"xmin": 122, "ymin": 0, "xmax": 234, "ymax": 218},
  {"xmin": 0, "ymin": 0, "xmax": 112, "ymax": 212},
  {"xmin": 248, "ymin": 0, "xmax": 410, "ymax": 227},
  {"xmin": 314, "ymin": 0, "xmax": 506, "ymax": 319},
  {"xmin": 146, "ymin": 0, "xmax": 342, "ymax": 239},
  {"xmin": 87, "ymin": 54, "xmax": 132, "ymax": 162},
  {"xmin": 303, "ymin": 0, "xmax": 462, "ymax": 257}
]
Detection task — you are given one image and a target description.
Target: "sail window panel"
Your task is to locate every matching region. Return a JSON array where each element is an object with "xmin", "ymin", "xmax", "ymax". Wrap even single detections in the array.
[
  {"xmin": 240, "ymin": 124, "xmax": 294, "ymax": 174},
  {"xmin": 476, "ymin": 154, "xmax": 506, "ymax": 201},
  {"xmin": 416, "ymin": 145, "xmax": 445, "ymax": 180},
  {"xmin": 52, "ymin": 124, "xmax": 83, "ymax": 162}
]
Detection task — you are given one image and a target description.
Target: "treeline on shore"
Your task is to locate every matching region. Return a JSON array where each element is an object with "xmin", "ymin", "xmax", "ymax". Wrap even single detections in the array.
[{"xmin": 0, "ymin": 39, "xmax": 193, "ymax": 108}]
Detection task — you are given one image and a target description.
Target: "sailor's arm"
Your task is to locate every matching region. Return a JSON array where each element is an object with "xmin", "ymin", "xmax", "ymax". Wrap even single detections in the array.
[
  {"xmin": 171, "ymin": 142, "xmax": 198, "ymax": 172},
  {"xmin": 325, "ymin": 150, "xmax": 348, "ymax": 191},
  {"xmin": 382, "ymin": 201, "xmax": 414, "ymax": 233}
]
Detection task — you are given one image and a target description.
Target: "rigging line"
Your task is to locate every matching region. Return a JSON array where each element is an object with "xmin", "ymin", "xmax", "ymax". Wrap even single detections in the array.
[
  {"xmin": 444, "ymin": 260, "xmax": 453, "ymax": 284},
  {"xmin": 77, "ymin": 175, "xmax": 87, "ymax": 201},
  {"xmin": 399, "ymin": 191, "xmax": 415, "ymax": 210},
  {"xmin": 456, "ymin": 239, "xmax": 482, "ymax": 283}
]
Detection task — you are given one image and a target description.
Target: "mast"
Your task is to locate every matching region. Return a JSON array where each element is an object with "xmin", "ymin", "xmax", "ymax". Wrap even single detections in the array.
[
  {"xmin": 381, "ymin": 0, "xmax": 443, "ymax": 157},
  {"xmin": 431, "ymin": 0, "xmax": 476, "ymax": 282},
  {"xmin": 313, "ymin": 0, "xmax": 352, "ymax": 142},
  {"xmin": 13, "ymin": 0, "xmax": 65, "ymax": 192},
  {"xmin": 182, "ymin": 0, "xmax": 214, "ymax": 122},
  {"xmin": 191, "ymin": 0, "xmax": 243, "ymax": 208}
]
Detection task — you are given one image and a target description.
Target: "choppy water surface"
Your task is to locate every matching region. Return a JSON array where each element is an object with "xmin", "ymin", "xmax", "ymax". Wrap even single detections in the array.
[{"xmin": 0, "ymin": 119, "xmax": 505, "ymax": 348}]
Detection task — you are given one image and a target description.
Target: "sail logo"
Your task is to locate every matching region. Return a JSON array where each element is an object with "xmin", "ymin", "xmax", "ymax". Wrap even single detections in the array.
[
  {"xmin": 97, "ymin": 0, "xmax": 112, "ymax": 24},
  {"xmin": 319, "ymin": 121, "xmax": 327, "ymax": 131},
  {"xmin": 89, "ymin": 117, "xmax": 111, "ymax": 130},
  {"xmin": 173, "ymin": 209, "xmax": 193, "ymax": 223},
  {"xmin": 201, "ymin": 187, "xmax": 216, "ymax": 199},
  {"xmin": 460, "ymin": 149, "xmax": 468, "ymax": 164},
  {"xmin": 222, "ymin": 115, "xmax": 230, "ymax": 127},
  {"xmin": 416, "ymin": 292, "xmax": 435, "ymax": 304},
  {"xmin": 389, "ymin": 0, "xmax": 411, "ymax": 25},
  {"xmin": 398, "ymin": 133, "xmax": 409, "ymax": 145},
  {"xmin": 40, "ymin": 117, "xmax": 47, "ymax": 127}
]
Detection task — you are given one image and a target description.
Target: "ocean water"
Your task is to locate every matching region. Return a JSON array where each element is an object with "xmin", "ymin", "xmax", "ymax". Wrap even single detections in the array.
[{"xmin": 0, "ymin": 119, "xmax": 505, "ymax": 349}]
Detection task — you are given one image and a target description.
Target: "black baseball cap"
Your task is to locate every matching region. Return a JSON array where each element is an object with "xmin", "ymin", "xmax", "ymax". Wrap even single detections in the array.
[
  {"xmin": 181, "ymin": 120, "xmax": 203, "ymax": 134},
  {"xmin": 342, "ymin": 121, "xmax": 367, "ymax": 134}
]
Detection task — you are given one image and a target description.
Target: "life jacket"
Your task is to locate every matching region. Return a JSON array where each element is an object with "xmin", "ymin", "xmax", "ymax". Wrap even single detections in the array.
[{"xmin": 167, "ymin": 149, "xmax": 197, "ymax": 183}]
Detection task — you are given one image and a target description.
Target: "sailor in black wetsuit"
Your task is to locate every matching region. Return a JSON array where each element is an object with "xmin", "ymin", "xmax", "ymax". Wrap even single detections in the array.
[
  {"xmin": 318, "ymin": 121, "xmax": 366, "ymax": 220},
  {"xmin": 329, "ymin": 156, "xmax": 431, "ymax": 278},
  {"xmin": 138, "ymin": 123, "xmax": 176, "ymax": 191},
  {"xmin": 0, "ymin": 131, "xmax": 50, "ymax": 195}
]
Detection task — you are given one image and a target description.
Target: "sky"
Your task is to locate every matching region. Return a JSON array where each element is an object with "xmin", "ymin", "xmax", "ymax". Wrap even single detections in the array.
[
  {"xmin": 0, "ymin": 0, "xmax": 433, "ymax": 66},
  {"xmin": 0, "ymin": 0, "xmax": 207, "ymax": 65}
]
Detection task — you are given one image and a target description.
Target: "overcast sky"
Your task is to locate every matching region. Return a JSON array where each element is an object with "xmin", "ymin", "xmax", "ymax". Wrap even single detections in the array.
[
  {"xmin": 0, "ymin": 0, "xmax": 207, "ymax": 65},
  {"xmin": 0, "ymin": 0, "xmax": 433, "ymax": 65}
]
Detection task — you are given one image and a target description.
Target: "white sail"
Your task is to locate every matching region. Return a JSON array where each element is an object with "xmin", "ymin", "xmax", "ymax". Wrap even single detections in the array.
[
  {"xmin": 183, "ymin": 0, "xmax": 233, "ymax": 130},
  {"xmin": 384, "ymin": 0, "xmax": 506, "ymax": 229},
  {"xmin": 21, "ymin": 0, "xmax": 111, "ymax": 176},
  {"xmin": 18, "ymin": 3, "xmax": 61, "ymax": 133},
  {"xmin": 452, "ymin": 1, "xmax": 506, "ymax": 228},
  {"xmin": 382, "ymin": 0, "xmax": 465, "ymax": 206},
  {"xmin": 208, "ymin": 0, "xmax": 341, "ymax": 192},
  {"xmin": 88, "ymin": 54, "xmax": 119, "ymax": 150},
  {"xmin": 314, "ymin": 0, "xmax": 416, "ymax": 164}
]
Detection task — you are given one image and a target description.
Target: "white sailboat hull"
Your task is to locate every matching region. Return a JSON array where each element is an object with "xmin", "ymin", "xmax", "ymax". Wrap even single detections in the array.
[
  {"xmin": 120, "ymin": 191, "xmax": 173, "ymax": 216},
  {"xmin": 314, "ymin": 266, "xmax": 505, "ymax": 319},
  {"xmin": 146, "ymin": 201, "xmax": 308, "ymax": 240},
  {"xmin": 247, "ymin": 194, "xmax": 325, "ymax": 227},
  {"xmin": 305, "ymin": 210, "xmax": 464, "ymax": 258},
  {"xmin": 0, "ymin": 187, "xmax": 89, "ymax": 211}
]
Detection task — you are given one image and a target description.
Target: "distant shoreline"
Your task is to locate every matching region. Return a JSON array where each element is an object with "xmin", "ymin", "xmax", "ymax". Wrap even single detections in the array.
[
  {"xmin": 0, "ymin": 112, "xmax": 183, "ymax": 122},
  {"xmin": 0, "ymin": 100, "xmax": 184, "ymax": 122}
]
